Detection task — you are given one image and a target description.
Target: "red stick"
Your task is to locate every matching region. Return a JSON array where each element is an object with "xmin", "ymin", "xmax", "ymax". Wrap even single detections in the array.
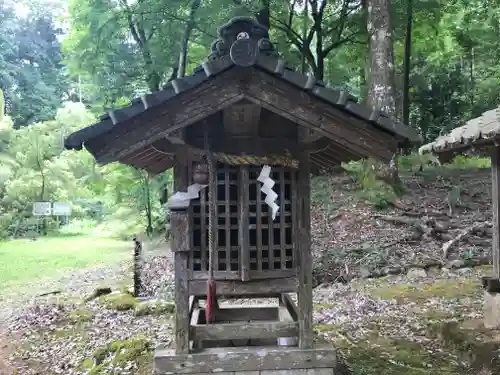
[{"xmin": 205, "ymin": 279, "xmax": 218, "ymax": 324}]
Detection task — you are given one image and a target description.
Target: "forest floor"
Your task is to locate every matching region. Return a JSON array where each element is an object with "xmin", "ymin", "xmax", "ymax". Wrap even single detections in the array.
[{"xmin": 1, "ymin": 164, "xmax": 500, "ymax": 375}]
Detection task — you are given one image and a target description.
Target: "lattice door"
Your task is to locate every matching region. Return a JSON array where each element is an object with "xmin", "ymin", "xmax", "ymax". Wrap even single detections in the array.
[{"xmin": 190, "ymin": 162, "xmax": 297, "ymax": 280}]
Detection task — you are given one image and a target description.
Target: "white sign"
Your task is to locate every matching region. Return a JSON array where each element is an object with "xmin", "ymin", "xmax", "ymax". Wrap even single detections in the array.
[
  {"xmin": 52, "ymin": 202, "xmax": 72, "ymax": 216},
  {"xmin": 32, "ymin": 202, "xmax": 52, "ymax": 216}
]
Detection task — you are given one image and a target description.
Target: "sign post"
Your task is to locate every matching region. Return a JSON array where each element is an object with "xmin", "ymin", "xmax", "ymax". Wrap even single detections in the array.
[
  {"xmin": 53, "ymin": 202, "xmax": 72, "ymax": 230},
  {"xmin": 32, "ymin": 202, "xmax": 52, "ymax": 216},
  {"xmin": 32, "ymin": 202, "xmax": 52, "ymax": 236}
]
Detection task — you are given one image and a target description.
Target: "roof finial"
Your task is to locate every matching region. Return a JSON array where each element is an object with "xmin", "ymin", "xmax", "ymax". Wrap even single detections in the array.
[{"xmin": 207, "ymin": 16, "xmax": 276, "ymax": 62}]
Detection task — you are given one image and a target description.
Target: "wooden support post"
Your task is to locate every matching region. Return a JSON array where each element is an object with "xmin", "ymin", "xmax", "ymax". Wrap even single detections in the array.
[
  {"xmin": 239, "ymin": 165, "xmax": 250, "ymax": 281},
  {"xmin": 133, "ymin": 237, "xmax": 142, "ymax": 297},
  {"xmin": 208, "ymin": 157, "xmax": 218, "ymax": 273},
  {"xmin": 172, "ymin": 161, "xmax": 190, "ymax": 354},
  {"xmin": 174, "ymin": 250, "xmax": 190, "ymax": 354},
  {"xmin": 492, "ymin": 147, "xmax": 500, "ymax": 279},
  {"xmin": 297, "ymin": 152, "xmax": 313, "ymax": 349}
]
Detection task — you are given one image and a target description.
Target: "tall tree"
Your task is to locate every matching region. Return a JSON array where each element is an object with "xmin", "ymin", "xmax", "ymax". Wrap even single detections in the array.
[
  {"xmin": 366, "ymin": 0, "xmax": 397, "ymax": 116},
  {"xmin": 177, "ymin": 0, "xmax": 202, "ymax": 78},
  {"xmin": 366, "ymin": 0, "xmax": 401, "ymax": 184},
  {"xmin": 402, "ymin": 0, "xmax": 413, "ymax": 126}
]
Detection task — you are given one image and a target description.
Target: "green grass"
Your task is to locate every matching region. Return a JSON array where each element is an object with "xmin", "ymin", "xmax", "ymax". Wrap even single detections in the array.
[{"xmin": 0, "ymin": 235, "xmax": 130, "ymax": 287}]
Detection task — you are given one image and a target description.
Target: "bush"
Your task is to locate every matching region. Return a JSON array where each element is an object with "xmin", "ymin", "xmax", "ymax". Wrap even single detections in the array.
[{"xmin": 344, "ymin": 158, "xmax": 404, "ymax": 209}]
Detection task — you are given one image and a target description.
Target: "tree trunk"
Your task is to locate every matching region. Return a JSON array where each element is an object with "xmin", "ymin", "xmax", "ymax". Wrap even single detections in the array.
[
  {"xmin": 256, "ymin": 0, "xmax": 270, "ymax": 30},
  {"xmin": 301, "ymin": 1, "xmax": 309, "ymax": 74},
  {"xmin": 142, "ymin": 172, "xmax": 153, "ymax": 238},
  {"xmin": 366, "ymin": 0, "xmax": 401, "ymax": 188},
  {"xmin": 177, "ymin": 0, "xmax": 201, "ymax": 79},
  {"xmin": 366, "ymin": 0, "xmax": 397, "ymax": 116},
  {"xmin": 402, "ymin": 0, "xmax": 413, "ymax": 126}
]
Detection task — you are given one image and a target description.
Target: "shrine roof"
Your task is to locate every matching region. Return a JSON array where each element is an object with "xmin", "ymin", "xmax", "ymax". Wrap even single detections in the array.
[
  {"xmin": 64, "ymin": 17, "xmax": 421, "ymax": 174},
  {"xmin": 420, "ymin": 106, "xmax": 500, "ymax": 162}
]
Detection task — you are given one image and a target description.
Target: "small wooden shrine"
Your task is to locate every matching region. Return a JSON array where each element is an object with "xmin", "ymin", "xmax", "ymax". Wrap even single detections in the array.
[
  {"xmin": 65, "ymin": 17, "xmax": 420, "ymax": 375},
  {"xmin": 420, "ymin": 108, "xmax": 500, "ymax": 330}
]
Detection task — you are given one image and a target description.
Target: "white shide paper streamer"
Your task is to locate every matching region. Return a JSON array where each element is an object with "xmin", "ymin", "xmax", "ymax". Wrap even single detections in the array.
[
  {"xmin": 257, "ymin": 165, "xmax": 280, "ymax": 220},
  {"xmin": 168, "ymin": 183, "xmax": 208, "ymax": 207}
]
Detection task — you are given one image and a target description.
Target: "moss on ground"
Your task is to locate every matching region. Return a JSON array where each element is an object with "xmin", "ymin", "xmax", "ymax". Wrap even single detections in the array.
[
  {"xmin": 426, "ymin": 320, "xmax": 500, "ymax": 372},
  {"xmin": 314, "ymin": 302, "xmax": 337, "ymax": 311},
  {"xmin": 341, "ymin": 337, "xmax": 463, "ymax": 375},
  {"xmin": 85, "ymin": 287, "xmax": 113, "ymax": 302},
  {"xmin": 134, "ymin": 300, "xmax": 175, "ymax": 317},
  {"xmin": 78, "ymin": 335, "xmax": 152, "ymax": 375},
  {"xmin": 314, "ymin": 323, "xmax": 465, "ymax": 374},
  {"xmin": 68, "ymin": 308, "xmax": 92, "ymax": 323},
  {"xmin": 369, "ymin": 279, "xmax": 481, "ymax": 302},
  {"xmin": 99, "ymin": 292, "xmax": 139, "ymax": 311},
  {"xmin": 314, "ymin": 314, "xmax": 500, "ymax": 375}
]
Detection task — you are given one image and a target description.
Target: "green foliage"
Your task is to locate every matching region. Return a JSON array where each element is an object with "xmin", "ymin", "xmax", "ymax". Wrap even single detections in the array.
[
  {"xmin": 0, "ymin": 99, "xmax": 172, "ymax": 240},
  {"xmin": 0, "ymin": 0, "xmax": 70, "ymax": 127},
  {"xmin": 444, "ymin": 155, "xmax": 491, "ymax": 170},
  {"xmin": 310, "ymin": 175, "xmax": 338, "ymax": 213},
  {"xmin": 0, "ymin": 88, "xmax": 4, "ymax": 121},
  {"xmin": 0, "ymin": 0, "xmax": 499, "ymax": 245},
  {"xmin": 343, "ymin": 159, "xmax": 403, "ymax": 210}
]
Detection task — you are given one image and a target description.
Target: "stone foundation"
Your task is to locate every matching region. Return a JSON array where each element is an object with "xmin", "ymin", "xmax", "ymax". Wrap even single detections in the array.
[
  {"xmin": 154, "ymin": 345, "xmax": 346, "ymax": 375},
  {"xmin": 482, "ymin": 277, "xmax": 500, "ymax": 329},
  {"xmin": 159, "ymin": 369, "xmax": 336, "ymax": 375},
  {"xmin": 484, "ymin": 291, "xmax": 500, "ymax": 329}
]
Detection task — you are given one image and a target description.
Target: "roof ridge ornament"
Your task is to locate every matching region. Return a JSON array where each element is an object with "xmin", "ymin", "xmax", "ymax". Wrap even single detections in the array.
[{"xmin": 208, "ymin": 16, "xmax": 277, "ymax": 63}]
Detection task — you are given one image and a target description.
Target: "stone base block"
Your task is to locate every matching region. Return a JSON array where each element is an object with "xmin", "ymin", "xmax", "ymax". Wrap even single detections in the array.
[
  {"xmin": 154, "ymin": 345, "xmax": 346, "ymax": 375},
  {"xmin": 484, "ymin": 290, "xmax": 500, "ymax": 329},
  {"xmin": 158, "ymin": 369, "xmax": 336, "ymax": 375}
]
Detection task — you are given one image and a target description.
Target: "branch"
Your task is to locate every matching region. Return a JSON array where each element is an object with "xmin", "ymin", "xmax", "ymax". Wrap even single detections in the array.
[
  {"xmin": 321, "ymin": 0, "xmax": 352, "ymax": 57},
  {"xmin": 322, "ymin": 32, "xmax": 362, "ymax": 56},
  {"xmin": 118, "ymin": 0, "xmax": 145, "ymax": 48},
  {"xmin": 133, "ymin": 8, "xmax": 216, "ymax": 38},
  {"xmin": 270, "ymin": 16, "xmax": 304, "ymax": 45}
]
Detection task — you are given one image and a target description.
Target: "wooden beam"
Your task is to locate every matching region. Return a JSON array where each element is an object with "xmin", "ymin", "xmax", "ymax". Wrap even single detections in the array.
[
  {"xmin": 215, "ymin": 305, "xmax": 279, "ymax": 321},
  {"xmin": 189, "ymin": 277, "xmax": 297, "ymax": 297},
  {"xmin": 281, "ymin": 293, "xmax": 299, "ymax": 321},
  {"xmin": 93, "ymin": 71, "xmax": 246, "ymax": 162},
  {"xmin": 246, "ymin": 72, "xmax": 396, "ymax": 162},
  {"xmin": 492, "ymin": 147, "xmax": 500, "ymax": 278},
  {"xmin": 190, "ymin": 269, "xmax": 296, "ymax": 281},
  {"xmin": 188, "ymin": 296, "xmax": 199, "ymax": 319},
  {"xmin": 155, "ymin": 345, "xmax": 338, "ymax": 374},
  {"xmin": 189, "ymin": 299, "xmax": 202, "ymax": 350},
  {"xmin": 190, "ymin": 321, "xmax": 298, "ymax": 341},
  {"xmin": 186, "ymin": 135, "xmax": 333, "ymax": 158}
]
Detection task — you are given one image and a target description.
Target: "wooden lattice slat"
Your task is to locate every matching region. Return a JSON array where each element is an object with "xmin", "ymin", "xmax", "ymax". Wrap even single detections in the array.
[{"xmin": 190, "ymin": 163, "xmax": 296, "ymax": 280}]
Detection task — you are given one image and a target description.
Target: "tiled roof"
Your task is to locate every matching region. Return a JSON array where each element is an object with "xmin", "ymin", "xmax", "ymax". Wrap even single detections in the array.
[
  {"xmin": 64, "ymin": 17, "xmax": 421, "ymax": 173},
  {"xmin": 420, "ymin": 107, "xmax": 500, "ymax": 156}
]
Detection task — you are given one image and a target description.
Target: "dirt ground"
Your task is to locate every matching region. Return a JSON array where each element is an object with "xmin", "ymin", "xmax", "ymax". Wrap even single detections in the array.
[{"xmin": 1, "ymin": 167, "xmax": 500, "ymax": 374}]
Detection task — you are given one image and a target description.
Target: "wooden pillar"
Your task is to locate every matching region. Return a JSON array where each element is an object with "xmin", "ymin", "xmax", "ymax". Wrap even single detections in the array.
[
  {"xmin": 133, "ymin": 237, "xmax": 142, "ymax": 297},
  {"xmin": 492, "ymin": 147, "xmax": 500, "ymax": 278},
  {"xmin": 239, "ymin": 165, "xmax": 250, "ymax": 281},
  {"xmin": 172, "ymin": 161, "xmax": 190, "ymax": 354},
  {"xmin": 297, "ymin": 152, "xmax": 313, "ymax": 349}
]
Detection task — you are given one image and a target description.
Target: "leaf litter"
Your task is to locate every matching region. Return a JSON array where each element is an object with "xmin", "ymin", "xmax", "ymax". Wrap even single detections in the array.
[{"xmin": 1, "ymin": 168, "xmax": 500, "ymax": 374}]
